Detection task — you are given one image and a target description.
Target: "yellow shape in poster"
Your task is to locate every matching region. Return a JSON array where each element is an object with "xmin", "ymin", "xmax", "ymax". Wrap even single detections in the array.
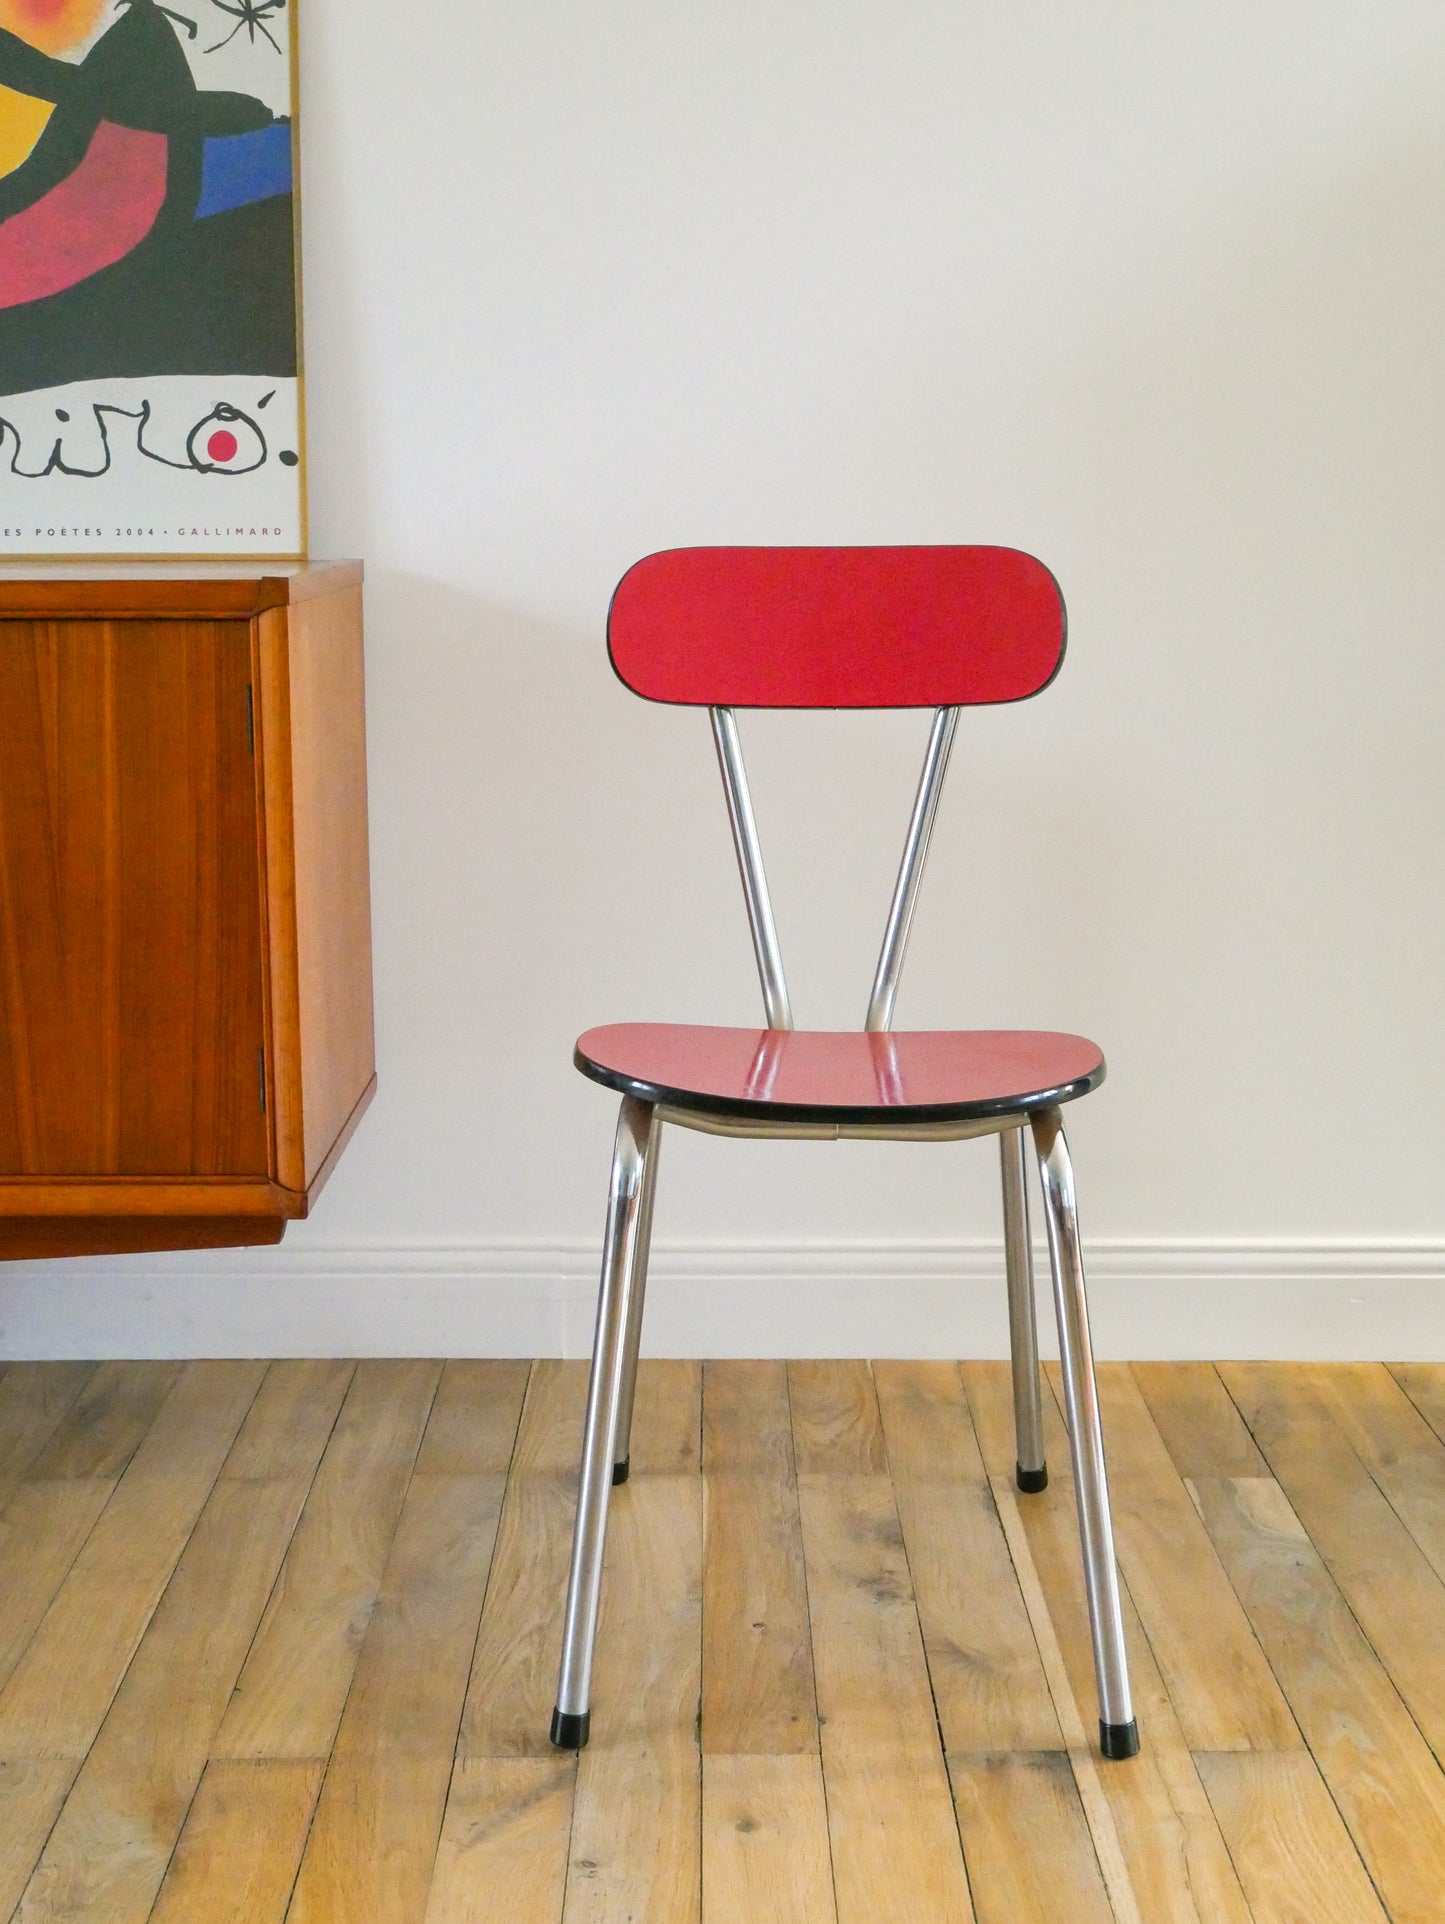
[
  {"xmin": 0, "ymin": 0, "xmax": 105, "ymax": 56},
  {"xmin": 0, "ymin": 84, "xmax": 52, "ymax": 177}
]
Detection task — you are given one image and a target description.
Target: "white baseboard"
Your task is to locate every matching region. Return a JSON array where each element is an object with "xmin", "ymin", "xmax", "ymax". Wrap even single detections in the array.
[{"xmin": 1, "ymin": 1237, "xmax": 1443, "ymax": 1360}]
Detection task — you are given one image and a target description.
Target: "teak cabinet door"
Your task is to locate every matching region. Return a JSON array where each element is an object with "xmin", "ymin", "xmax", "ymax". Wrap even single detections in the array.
[{"xmin": 0, "ymin": 618, "xmax": 269, "ymax": 1179}]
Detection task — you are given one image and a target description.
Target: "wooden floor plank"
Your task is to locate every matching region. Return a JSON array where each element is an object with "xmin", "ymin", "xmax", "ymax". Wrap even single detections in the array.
[
  {"xmin": 702, "ymin": 1360, "xmax": 816, "ymax": 1755},
  {"xmin": 147, "ymin": 1760, "xmax": 323, "ymax": 1924},
  {"xmin": 788, "ymin": 1362, "xmax": 886, "ymax": 1477},
  {"xmin": 0, "ymin": 1762, "xmax": 77, "ymax": 1924},
  {"xmin": 874, "ymin": 1361, "xmax": 1059, "ymax": 1752},
  {"xmin": 460, "ymin": 1362, "xmax": 587, "ymax": 1759},
  {"xmin": 0, "ymin": 1360, "xmax": 264, "ymax": 1761},
  {"xmin": 1221, "ymin": 1361, "xmax": 1445, "ymax": 1759},
  {"xmin": 563, "ymin": 1474, "xmax": 703, "ymax": 1924},
  {"xmin": 0, "ymin": 1365, "xmax": 95, "ymax": 1510},
  {"xmin": 219, "ymin": 1359, "xmax": 355, "ymax": 1483},
  {"xmin": 702, "ymin": 1359, "xmax": 793, "ymax": 1482},
  {"xmin": 1308, "ymin": 1361, "xmax": 1445, "ymax": 1585},
  {"xmin": 702, "ymin": 1753, "xmax": 834, "ymax": 1924},
  {"xmin": 949, "ymin": 1751, "xmax": 1115, "ymax": 1924},
  {"xmin": 0, "ymin": 1481, "xmax": 115, "ymax": 1695},
  {"xmin": 1191, "ymin": 1473, "xmax": 1445, "ymax": 1924},
  {"xmin": 1388, "ymin": 1362, "xmax": 1445, "ymax": 1447},
  {"xmin": 11, "ymin": 1476, "xmax": 313, "ymax": 1924},
  {"xmin": 9, "ymin": 1356, "xmax": 1445, "ymax": 1923},
  {"xmin": 511, "ymin": 1361, "xmax": 591, "ymax": 1476},
  {"xmin": 288, "ymin": 1463, "xmax": 516, "ymax": 1924},
  {"xmin": 1131, "ymin": 1363, "xmax": 1268, "ymax": 1479},
  {"xmin": 26, "ymin": 1361, "xmax": 181, "ymax": 1482},
  {"xmin": 630, "ymin": 1361, "xmax": 702, "ymax": 1476},
  {"xmin": 1075, "ymin": 1362, "xmax": 1297, "ymax": 1751},
  {"xmin": 961, "ymin": 1362, "xmax": 1252, "ymax": 1924},
  {"xmin": 423, "ymin": 1758, "xmax": 574, "ymax": 1924},
  {"xmin": 1196, "ymin": 1750, "xmax": 1389, "ymax": 1924},
  {"xmin": 797, "ymin": 1472, "xmax": 976, "ymax": 1923},
  {"xmin": 7, "ymin": 1361, "xmax": 351, "ymax": 1924},
  {"xmin": 414, "ymin": 1360, "xmax": 531, "ymax": 1477},
  {"xmin": 213, "ymin": 1359, "xmax": 442, "ymax": 1762}
]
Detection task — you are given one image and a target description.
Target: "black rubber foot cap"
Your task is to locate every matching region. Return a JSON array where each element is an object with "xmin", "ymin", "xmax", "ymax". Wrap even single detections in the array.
[
  {"xmin": 612, "ymin": 1458, "xmax": 630, "ymax": 1485},
  {"xmin": 1016, "ymin": 1463, "xmax": 1049, "ymax": 1493},
  {"xmin": 550, "ymin": 1707, "xmax": 590, "ymax": 1749},
  {"xmin": 1100, "ymin": 1718, "xmax": 1140, "ymax": 1760}
]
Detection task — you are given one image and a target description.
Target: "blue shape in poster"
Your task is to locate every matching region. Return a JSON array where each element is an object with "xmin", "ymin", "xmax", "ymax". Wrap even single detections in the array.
[{"xmin": 196, "ymin": 122, "xmax": 292, "ymax": 221}]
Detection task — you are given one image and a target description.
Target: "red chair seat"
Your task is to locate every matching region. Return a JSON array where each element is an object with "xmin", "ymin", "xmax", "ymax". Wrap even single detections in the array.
[{"xmin": 575, "ymin": 1023, "xmax": 1104, "ymax": 1126}]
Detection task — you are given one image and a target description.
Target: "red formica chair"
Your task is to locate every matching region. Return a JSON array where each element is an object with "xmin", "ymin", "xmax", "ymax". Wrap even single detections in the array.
[{"xmin": 550, "ymin": 546, "xmax": 1139, "ymax": 1762}]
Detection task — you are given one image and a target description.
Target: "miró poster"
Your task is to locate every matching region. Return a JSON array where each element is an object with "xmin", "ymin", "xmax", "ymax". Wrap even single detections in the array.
[{"xmin": 0, "ymin": 0, "xmax": 304, "ymax": 557}]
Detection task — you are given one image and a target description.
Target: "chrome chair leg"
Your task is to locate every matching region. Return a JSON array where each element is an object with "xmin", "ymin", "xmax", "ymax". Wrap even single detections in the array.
[
  {"xmin": 610, "ymin": 1118, "xmax": 662, "ymax": 1486},
  {"xmin": 1000, "ymin": 1125, "xmax": 1047, "ymax": 1492},
  {"xmin": 1030, "ymin": 1105, "xmax": 1140, "ymax": 1761},
  {"xmin": 550, "ymin": 1094, "xmax": 656, "ymax": 1750}
]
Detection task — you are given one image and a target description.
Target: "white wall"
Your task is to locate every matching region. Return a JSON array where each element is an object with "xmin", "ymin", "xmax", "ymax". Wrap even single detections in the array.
[{"xmin": 8, "ymin": 2, "xmax": 1445, "ymax": 1357}]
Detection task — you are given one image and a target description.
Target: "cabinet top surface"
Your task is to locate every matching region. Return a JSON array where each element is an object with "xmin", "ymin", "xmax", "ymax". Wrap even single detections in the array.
[{"xmin": 0, "ymin": 560, "xmax": 361, "ymax": 617}]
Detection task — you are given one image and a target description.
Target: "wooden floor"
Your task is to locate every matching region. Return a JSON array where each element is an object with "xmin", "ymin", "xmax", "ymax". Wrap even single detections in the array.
[{"xmin": 0, "ymin": 1361, "xmax": 1441, "ymax": 1922}]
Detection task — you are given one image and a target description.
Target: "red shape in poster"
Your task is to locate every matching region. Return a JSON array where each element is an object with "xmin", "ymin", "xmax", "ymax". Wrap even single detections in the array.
[{"xmin": 0, "ymin": 121, "xmax": 169, "ymax": 311}]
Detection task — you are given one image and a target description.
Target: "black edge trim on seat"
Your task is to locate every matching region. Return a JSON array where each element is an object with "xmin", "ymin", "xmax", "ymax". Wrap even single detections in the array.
[{"xmin": 573, "ymin": 1044, "xmax": 1105, "ymax": 1128}]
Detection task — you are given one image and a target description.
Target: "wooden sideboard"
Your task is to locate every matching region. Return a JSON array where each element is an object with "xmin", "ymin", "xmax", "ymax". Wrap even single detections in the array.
[{"xmin": 0, "ymin": 562, "xmax": 375, "ymax": 1259}]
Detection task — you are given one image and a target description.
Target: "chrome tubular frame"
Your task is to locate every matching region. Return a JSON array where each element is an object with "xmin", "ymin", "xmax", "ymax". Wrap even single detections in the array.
[
  {"xmin": 710, "ymin": 706, "xmax": 793, "ymax": 1030},
  {"xmin": 611, "ymin": 1117, "xmax": 662, "ymax": 1484},
  {"xmin": 552, "ymin": 1094, "xmax": 656, "ymax": 1749},
  {"xmin": 1000, "ymin": 1125, "xmax": 1046, "ymax": 1489},
  {"xmin": 866, "ymin": 706, "xmax": 959, "ymax": 1032},
  {"xmin": 1030, "ymin": 1105, "xmax": 1138, "ymax": 1758}
]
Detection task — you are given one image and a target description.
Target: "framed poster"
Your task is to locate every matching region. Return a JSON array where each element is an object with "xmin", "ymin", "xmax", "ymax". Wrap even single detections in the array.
[{"xmin": 0, "ymin": 0, "xmax": 304, "ymax": 558}]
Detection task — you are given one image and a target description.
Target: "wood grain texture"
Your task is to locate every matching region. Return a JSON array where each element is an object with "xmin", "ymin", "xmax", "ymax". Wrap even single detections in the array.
[
  {"xmin": 1220, "ymin": 1362, "xmax": 1445, "ymax": 1755},
  {"xmin": 0, "ymin": 1482, "xmax": 117, "ymax": 1696},
  {"xmin": 788, "ymin": 1362, "xmax": 887, "ymax": 1476},
  {"xmin": 0, "ymin": 1763, "xmax": 78, "ymax": 1924},
  {"xmin": 949, "ymin": 1751, "xmax": 1115, "ymax": 1924},
  {"xmin": 148, "ymin": 1759, "xmax": 324, "ymax": 1924},
  {"xmin": 564, "ymin": 1475, "xmax": 703, "ymax": 1924},
  {"xmin": 460, "ymin": 1362, "xmax": 588, "ymax": 1759},
  {"xmin": 1312, "ymin": 1362, "xmax": 1445, "ymax": 1585},
  {"xmin": 4, "ymin": 1359, "xmax": 1445, "ymax": 1921},
  {"xmin": 0, "ymin": 564, "xmax": 373, "ymax": 1256},
  {"xmin": 630, "ymin": 1360, "xmax": 702, "ymax": 1476},
  {"xmin": 28, "ymin": 1359, "xmax": 180, "ymax": 1480},
  {"xmin": 213, "ymin": 1359, "xmax": 440, "ymax": 1762},
  {"xmin": 703, "ymin": 1753, "xmax": 834, "ymax": 1924},
  {"xmin": 257, "ymin": 582, "xmax": 375, "ymax": 1196},
  {"xmin": 413, "ymin": 1360, "xmax": 531, "ymax": 1477},
  {"xmin": 1077, "ymin": 1362, "xmax": 1296, "ymax": 1751},
  {"xmin": 0, "ymin": 617, "xmax": 267, "ymax": 1182},
  {"xmin": 1196, "ymin": 1750, "xmax": 1389, "ymax": 1924},
  {"xmin": 0, "ymin": 563, "xmax": 361, "ymax": 620},
  {"xmin": 962, "ymin": 1363, "xmax": 1253, "ymax": 1924},
  {"xmin": 874, "ymin": 1361, "xmax": 1059, "ymax": 1752},
  {"xmin": 797, "ymin": 1472, "xmax": 975, "ymax": 1923},
  {"xmin": 0, "ymin": 1360, "xmax": 263, "ymax": 1761},
  {"xmin": 11, "ymin": 1476, "xmax": 314, "ymax": 1924},
  {"xmin": 1389, "ymin": 1362, "xmax": 1445, "ymax": 1447},
  {"xmin": 1130, "ymin": 1362, "xmax": 1268, "ymax": 1479},
  {"xmin": 1191, "ymin": 1474, "xmax": 1445, "ymax": 1924},
  {"xmin": 0, "ymin": 1365, "xmax": 94, "ymax": 1507},
  {"xmin": 423, "ymin": 1758, "xmax": 575, "ymax": 1924},
  {"xmin": 702, "ymin": 1360, "xmax": 816, "ymax": 1755}
]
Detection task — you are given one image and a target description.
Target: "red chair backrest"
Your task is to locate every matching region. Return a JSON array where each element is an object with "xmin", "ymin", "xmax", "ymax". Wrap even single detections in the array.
[{"xmin": 607, "ymin": 545, "xmax": 1065, "ymax": 708}]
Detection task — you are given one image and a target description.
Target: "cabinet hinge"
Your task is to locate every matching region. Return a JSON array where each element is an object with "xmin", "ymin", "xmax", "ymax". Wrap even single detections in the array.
[
  {"xmin": 245, "ymin": 683, "xmax": 255, "ymax": 755},
  {"xmin": 258, "ymin": 1049, "xmax": 267, "ymax": 1113}
]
